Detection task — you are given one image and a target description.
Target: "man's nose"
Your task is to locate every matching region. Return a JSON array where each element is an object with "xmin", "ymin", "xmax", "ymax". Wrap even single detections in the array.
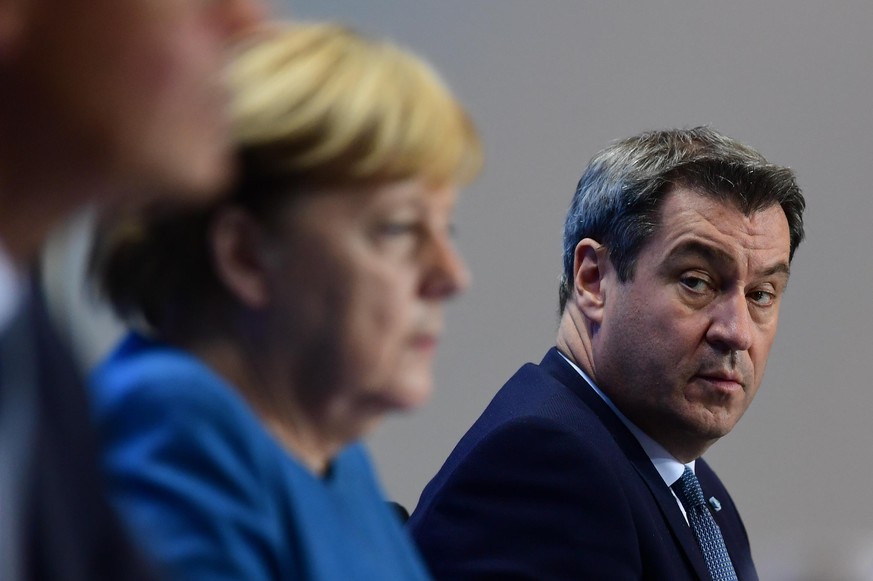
[
  {"xmin": 706, "ymin": 291, "xmax": 753, "ymax": 353},
  {"xmin": 215, "ymin": 0, "xmax": 268, "ymax": 40}
]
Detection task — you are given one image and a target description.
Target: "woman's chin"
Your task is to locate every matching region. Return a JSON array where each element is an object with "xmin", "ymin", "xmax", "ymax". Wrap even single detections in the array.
[{"xmin": 380, "ymin": 375, "xmax": 435, "ymax": 414}]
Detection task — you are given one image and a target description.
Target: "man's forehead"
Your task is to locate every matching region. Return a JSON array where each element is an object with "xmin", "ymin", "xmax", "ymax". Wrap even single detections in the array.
[
  {"xmin": 654, "ymin": 190, "xmax": 792, "ymax": 268},
  {"xmin": 664, "ymin": 238, "xmax": 791, "ymax": 279}
]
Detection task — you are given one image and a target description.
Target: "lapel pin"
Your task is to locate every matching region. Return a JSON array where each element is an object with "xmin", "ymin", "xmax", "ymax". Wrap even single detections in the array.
[{"xmin": 708, "ymin": 497, "xmax": 722, "ymax": 512}]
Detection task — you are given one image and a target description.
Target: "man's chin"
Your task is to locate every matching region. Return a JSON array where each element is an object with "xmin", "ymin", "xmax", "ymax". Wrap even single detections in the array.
[
  {"xmin": 685, "ymin": 412, "xmax": 742, "ymax": 443},
  {"xmin": 119, "ymin": 140, "xmax": 233, "ymax": 204},
  {"xmin": 166, "ymin": 149, "xmax": 234, "ymax": 200}
]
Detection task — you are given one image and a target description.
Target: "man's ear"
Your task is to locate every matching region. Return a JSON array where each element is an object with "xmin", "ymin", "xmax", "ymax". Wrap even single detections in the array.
[
  {"xmin": 0, "ymin": 0, "xmax": 29, "ymax": 60},
  {"xmin": 209, "ymin": 207, "xmax": 274, "ymax": 310},
  {"xmin": 572, "ymin": 238, "xmax": 610, "ymax": 324}
]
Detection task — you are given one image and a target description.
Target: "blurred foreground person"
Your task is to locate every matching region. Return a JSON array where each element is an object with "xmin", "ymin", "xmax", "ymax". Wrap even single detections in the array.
[
  {"xmin": 89, "ymin": 23, "xmax": 481, "ymax": 580},
  {"xmin": 409, "ymin": 127, "xmax": 805, "ymax": 580},
  {"xmin": 0, "ymin": 0, "xmax": 263, "ymax": 578}
]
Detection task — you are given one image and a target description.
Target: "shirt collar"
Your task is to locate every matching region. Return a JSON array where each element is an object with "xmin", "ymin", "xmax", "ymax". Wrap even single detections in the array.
[
  {"xmin": 557, "ymin": 351, "xmax": 694, "ymax": 487},
  {"xmin": 0, "ymin": 238, "xmax": 23, "ymax": 334}
]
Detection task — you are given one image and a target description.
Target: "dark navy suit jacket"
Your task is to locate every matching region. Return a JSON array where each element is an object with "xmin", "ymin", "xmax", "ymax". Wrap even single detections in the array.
[
  {"xmin": 0, "ymin": 278, "xmax": 153, "ymax": 580},
  {"xmin": 409, "ymin": 348, "xmax": 758, "ymax": 580}
]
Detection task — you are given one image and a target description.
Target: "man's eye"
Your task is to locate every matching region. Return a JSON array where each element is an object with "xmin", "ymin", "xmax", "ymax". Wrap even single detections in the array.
[
  {"xmin": 748, "ymin": 290, "xmax": 775, "ymax": 307},
  {"xmin": 679, "ymin": 275, "xmax": 710, "ymax": 293}
]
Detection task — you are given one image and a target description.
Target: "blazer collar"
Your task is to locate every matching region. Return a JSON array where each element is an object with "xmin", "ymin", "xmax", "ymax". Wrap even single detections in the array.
[{"xmin": 540, "ymin": 347, "xmax": 711, "ymax": 580}]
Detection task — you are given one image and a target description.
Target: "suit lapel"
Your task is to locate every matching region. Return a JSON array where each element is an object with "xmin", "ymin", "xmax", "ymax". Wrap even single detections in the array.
[
  {"xmin": 0, "ymin": 283, "xmax": 39, "ymax": 581},
  {"xmin": 2, "ymin": 273, "xmax": 155, "ymax": 580},
  {"xmin": 540, "ymin": 348, "xmax": 712, "ymax": 580}
]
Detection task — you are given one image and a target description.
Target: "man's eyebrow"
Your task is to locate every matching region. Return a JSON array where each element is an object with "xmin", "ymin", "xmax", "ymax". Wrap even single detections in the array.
[
  {"xmin": 759, "ymin": 262, "xmax": 791, "ymax": 279},
  {"xmin": 666, "ymin": 240, "xmax": 791, "ymax": 279},
  {"xmin": 666, "ymin": 241, "xmax": 732, "ymax": 269}
]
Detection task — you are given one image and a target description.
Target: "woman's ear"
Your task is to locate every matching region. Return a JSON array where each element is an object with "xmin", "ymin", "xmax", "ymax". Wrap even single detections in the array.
[
  {"xmin": 572, "ymin": 238, "xmax": 610, "ymax": 324},
  {"xmin": 209, "ymin": 206, "xmax": 274, "ymax": 310}
]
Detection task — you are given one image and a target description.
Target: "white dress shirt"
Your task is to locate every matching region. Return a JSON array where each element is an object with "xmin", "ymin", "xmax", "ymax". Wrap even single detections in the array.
[
  {"xmin": 0, "ymin": 236, "xmax": 27, "ymax": 579},
  {"xmin": 0, "ymin": 239, "xmax": 22, "ymax": 334},
  {"xmin": 558, "ymin": 352, "xmax": 694, "ymax": 523}
]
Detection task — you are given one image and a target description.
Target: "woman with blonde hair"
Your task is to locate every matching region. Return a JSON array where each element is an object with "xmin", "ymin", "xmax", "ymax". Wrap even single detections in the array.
[{"xmin": 89, "ymin": 22, "xmax": 481, "ymax": 580}]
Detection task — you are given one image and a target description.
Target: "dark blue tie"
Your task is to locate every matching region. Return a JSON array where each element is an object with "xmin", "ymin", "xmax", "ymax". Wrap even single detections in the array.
[{"xmin": 671, "ymin": 466, "xmax": 738, "ymax": 581}]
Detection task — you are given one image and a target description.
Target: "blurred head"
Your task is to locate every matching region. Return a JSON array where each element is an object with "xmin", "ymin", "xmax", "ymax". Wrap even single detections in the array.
[
  {"xmin": 93, "ymin": 23, "xmax": 481, "ymax": 451},
  {"xmin": 0, "ymin": 0, "xmax": 264, "ymax": 259},
  {"xmin": 558, "ymin": 127, "xmax": 805, "ymax": 461}
]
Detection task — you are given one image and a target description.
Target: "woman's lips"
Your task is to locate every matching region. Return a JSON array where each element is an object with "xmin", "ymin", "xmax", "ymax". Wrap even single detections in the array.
[{"xmin": 411, "ymin": 334, "xmax": 439, "ymax": 351}]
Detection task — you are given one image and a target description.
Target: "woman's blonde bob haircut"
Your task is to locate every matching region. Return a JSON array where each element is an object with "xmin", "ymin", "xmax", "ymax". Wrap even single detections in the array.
[
  {"xmin": 229, "ymin": 22, "xmax": 482, "ymax": 189},
  {"xmin": 93, "ymin": 23, "xmax": 482, "ymax": 334}
]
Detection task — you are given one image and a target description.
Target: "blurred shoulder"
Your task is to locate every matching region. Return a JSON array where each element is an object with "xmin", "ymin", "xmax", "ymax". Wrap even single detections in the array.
[{"xmin": 89, "ymin": 332, "xmax": 257, "ymax": 440}]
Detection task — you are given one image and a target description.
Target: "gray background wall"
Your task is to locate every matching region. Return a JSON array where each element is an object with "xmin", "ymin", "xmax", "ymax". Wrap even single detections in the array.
[
  {"xmin": 45, "ymin": 1, "xmax": 873, "ymax": 578},
  {"xmin": 285, "ymin": 1, "xmax": 873, "ymax": 578}
]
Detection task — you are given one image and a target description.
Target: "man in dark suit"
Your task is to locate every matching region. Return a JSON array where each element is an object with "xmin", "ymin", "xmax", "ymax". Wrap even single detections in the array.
[
  {"xmin": 0, "ymin": 0, "xmax": 263, "ymax": 578},
  {"xmin": 409, "ymin": 126, "xmax": 806, "ymax": 580}
]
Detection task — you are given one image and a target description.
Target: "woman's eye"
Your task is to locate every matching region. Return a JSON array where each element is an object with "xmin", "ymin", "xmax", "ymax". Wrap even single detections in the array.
[{"xmin": 379, "ymin": 222, "xmax": 418, "ymax": 236}]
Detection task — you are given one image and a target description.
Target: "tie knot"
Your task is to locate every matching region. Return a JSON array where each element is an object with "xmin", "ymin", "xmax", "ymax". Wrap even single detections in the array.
[{"xmin": 672, "ymin": 466, "xmax": 707, "ymax": 510}]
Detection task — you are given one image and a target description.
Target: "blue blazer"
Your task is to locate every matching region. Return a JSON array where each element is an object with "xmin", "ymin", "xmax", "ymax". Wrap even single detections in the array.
[
  {"xmin": 409, "ymin": 348, "xmax": 757, "ymax": 580},
  {"xmin": 90, "ymin": 332, "xmax": 430, "ymax": 581}
]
